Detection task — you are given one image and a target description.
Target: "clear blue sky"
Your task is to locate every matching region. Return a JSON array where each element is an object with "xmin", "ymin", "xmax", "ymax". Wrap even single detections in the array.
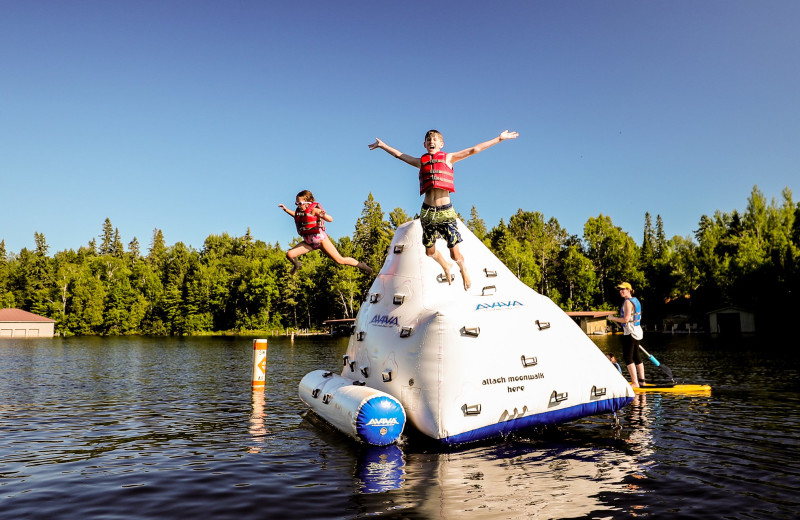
[{"xmin": 2, "ymin": 1, "xmax": 798, "ymax": 255}]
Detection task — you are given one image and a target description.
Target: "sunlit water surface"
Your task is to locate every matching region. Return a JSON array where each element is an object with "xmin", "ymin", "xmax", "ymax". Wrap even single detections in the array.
[{"xmin": 1, "ymin": 334, "xmax": 798, "ymax": 519}]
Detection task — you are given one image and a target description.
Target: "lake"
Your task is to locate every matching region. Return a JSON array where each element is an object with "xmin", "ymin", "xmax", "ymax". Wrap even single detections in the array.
[{"xmin": 1, "ymin": 333, "xmax": 798, "ymax": 519}]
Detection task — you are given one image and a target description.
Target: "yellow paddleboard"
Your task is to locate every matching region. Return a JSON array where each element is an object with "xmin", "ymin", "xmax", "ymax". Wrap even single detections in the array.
[{"xmin": 632, "ymin": 383, "xmax": 711, "ymax": 394}]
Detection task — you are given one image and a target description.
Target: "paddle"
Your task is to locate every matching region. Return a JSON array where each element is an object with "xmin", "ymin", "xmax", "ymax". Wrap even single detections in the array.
[{"xmin": 638, "ymin": 345, "xmax": 675, "ymax": 383}]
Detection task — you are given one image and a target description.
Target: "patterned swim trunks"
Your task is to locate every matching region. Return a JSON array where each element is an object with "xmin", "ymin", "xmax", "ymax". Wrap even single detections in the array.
[
  {"xmin": 302, "ymin": 230, "xmax": 328, "ymax": 251},
  {"xmin": 420, "ymin": 203, "xmax": 462, "ymax": 249}
]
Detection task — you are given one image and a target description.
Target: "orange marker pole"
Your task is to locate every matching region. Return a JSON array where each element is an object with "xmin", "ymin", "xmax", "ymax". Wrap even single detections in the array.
[{"xmin": 252, "ymin": 339, "xmax": 268, "ymax": 389}]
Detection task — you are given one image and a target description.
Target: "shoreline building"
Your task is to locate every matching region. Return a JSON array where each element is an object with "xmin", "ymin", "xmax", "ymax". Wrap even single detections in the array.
[
  {"xmin": 566, "ymin": 311, "xmax": 616, "ymax": 335},
  {"xmin": 0, "ymin": 308, "xmax": 57, "ymax": 338}
]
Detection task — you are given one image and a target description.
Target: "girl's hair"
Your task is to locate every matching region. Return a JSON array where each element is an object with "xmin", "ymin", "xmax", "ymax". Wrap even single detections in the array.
[{"xmin": 296, "ymin": 189, "xmax": 315, "ymax": 202}]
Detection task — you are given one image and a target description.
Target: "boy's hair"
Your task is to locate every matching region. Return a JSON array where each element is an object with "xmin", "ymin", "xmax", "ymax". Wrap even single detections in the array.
[
  {"xmin": 296, "ymin": 189, "xmax": 315, "ymax": 202},
  {"xmin": 424, "ymin": 129, "xmax": 443, "ymax": 142}
]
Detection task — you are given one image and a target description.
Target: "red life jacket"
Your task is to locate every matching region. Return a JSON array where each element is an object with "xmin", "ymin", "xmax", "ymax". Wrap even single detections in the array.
[
  {"xmin": 294, "ymin": 202, "xmax": 325, "ymax": 235},
  {"xmin": 418, "ymin": 152, "xmax": 455, "ymax": 195}
]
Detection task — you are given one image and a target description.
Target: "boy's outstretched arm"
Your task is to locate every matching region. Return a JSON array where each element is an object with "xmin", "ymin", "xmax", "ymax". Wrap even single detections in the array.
[
  {"xmin": 449, "ymin": 130, "xmax": 519, "ymax": 164},
  {"xmin": 368, "ymin": 138, "xmax": 421, "ymax": 167}
]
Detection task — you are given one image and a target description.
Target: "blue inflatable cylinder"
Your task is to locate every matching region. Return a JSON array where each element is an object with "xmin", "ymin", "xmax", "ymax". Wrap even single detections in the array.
[
  {"xmin": 299, "ymin": 370, "xmax": 406, "ymax": 445},
  {"xmin": 355, "ymin": 395, "xmax": 405, "ymax": 444}
]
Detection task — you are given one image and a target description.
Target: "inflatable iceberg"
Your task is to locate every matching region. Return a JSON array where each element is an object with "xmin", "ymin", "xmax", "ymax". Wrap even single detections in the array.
[{"xmin": 300, "ymin": 219, "xmax": 633, "ymax": 445}]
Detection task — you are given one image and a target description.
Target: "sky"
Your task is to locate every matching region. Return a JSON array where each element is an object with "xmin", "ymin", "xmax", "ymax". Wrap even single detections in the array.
[{"xmin": 2, "ymin": 0, "xmax": 798, "ymax": 256}]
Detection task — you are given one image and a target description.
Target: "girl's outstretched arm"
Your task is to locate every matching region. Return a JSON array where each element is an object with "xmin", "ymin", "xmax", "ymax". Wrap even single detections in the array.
[
  {"xmin": 278, "ymin": 203, "xmax": 295, "ymax": 216},
  {"xmin": 315, "ymin": 206, "xmax": 333, "ymax": 223}
]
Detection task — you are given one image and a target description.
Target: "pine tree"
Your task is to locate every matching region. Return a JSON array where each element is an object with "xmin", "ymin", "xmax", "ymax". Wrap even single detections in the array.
[
  {"xmin": 111, "ymin": 228, "xmax": 124, "ymax": 258},
  {"xmin": 641, "ymin": 212, "xmax": 655, "ymax": 266},
  {"xmin": 744, "ymin": 185, "xmax": 767, "ymax": 246},
  {"xmin": 353, "ymin": 193, "xmax": 391, "ymax": 273},
  {"xmin": 655, "ymin": 215, "xmax": 666, "ymax": 258},
  {"xmin": 467, "ymin": 206, "xmax": 488, "ymax": 241},
  {"xmin": 389, "ymin": 208, "xmax": 411, "ymax": 230},
  {"xmin": 25, "ymin": 232, "xmax": 53, "ymax": 316},
  {"xmin": 0, "ymin": 239, "xmax": 13, "ymax": 308},
  {"xmin": 148, "ymin": 229, "xmax": 167, "ymax": 270},
  {"xmin": 129, "ymin": 237, "xmax": 140, "ymax": 263},
  {"xmin": 100, "ymin": 218, "xmax": 114, "ymax": 255}
]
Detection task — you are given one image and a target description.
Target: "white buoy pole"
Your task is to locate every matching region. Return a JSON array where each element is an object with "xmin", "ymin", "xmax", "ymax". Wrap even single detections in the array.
[{"xmin": 252, "ymin": 339, "xmax": 268, "ymax": 389}]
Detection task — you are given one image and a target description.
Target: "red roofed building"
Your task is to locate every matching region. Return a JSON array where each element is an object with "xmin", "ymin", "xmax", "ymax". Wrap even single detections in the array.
[{"xmin": 0, "ymin": 309, "xmax": 57, "ymax": 338}]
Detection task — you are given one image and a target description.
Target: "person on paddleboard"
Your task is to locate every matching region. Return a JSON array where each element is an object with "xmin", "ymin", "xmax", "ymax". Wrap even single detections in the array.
[
  {"xmin": 608, "ymin": 282, "xmax": 646, "ymax": 387},
  {"xmin": 606, "ymin": 353, "xmax": 623, "ymax": 374},
  {"xmin": 368, "ymin": 129, "xmax": 519, "ymax": 291},
  {"xmin": 279, "ymin": 189, "xmax": 374, "ymax": 276}
]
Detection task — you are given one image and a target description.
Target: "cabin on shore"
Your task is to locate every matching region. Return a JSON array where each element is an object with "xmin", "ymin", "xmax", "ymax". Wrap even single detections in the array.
[
  {"xmin": 322, "ymin": 318, "xmax": 356, "ymax": 337},
  {"xmin": 707, "ymin": 306, "xmax": 756, "ymax": 334},
  {"xmin": 0, "ymin": 308, "xmax": 56, "ymax": 338},
  {"xmin": 566, "ymin": 311, "xmax": 615, "ymax": 335}
]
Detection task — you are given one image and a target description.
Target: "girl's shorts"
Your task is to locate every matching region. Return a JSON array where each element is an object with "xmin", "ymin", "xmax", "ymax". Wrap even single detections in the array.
[{"xmin": 302, "ymin": 230, "xmax": 328, "ymax": 250}]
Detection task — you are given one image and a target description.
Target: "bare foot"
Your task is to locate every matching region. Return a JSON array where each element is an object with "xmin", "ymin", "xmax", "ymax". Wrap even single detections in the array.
[
  {"xmin": 456, "ymin": 260, "xmax": 471, "ymax": 290},
  {"xmin": 442, "ymin": 263, "xmax": 453, "ymax": 285},
  {"xmin": 357, "ymin": 262, "xmax": 374, "ymax": 275}
]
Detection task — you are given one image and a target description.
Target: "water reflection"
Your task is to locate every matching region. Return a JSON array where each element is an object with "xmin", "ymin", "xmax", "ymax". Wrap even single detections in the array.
[
  {"xmin": 343, "ymin": 420, "xmax": 655, "ymax": 518},
  {"xmin": 625, "ymin": 393, "xmax": 655, "ymax": 450},
  {"xmin": 355, "ymin": 444, "xmax": 405, "ymax": 493},
  {"xmin": 248, "ymin": 390, "xmax": 267, "ymax": 454}
]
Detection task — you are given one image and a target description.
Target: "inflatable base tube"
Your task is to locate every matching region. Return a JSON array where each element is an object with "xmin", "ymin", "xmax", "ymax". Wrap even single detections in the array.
[
  {"xmin": 439, "ymin": 397, "xmax": 632, "ymax": 445},
  {"xmin": 299, "ymin": 370, "xmax": 406, "ymax": 445}
]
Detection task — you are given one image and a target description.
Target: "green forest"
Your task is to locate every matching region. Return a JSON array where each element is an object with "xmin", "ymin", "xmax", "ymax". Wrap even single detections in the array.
[{"xmin": 1, "ymin": 185, "xmax": 797, "ymax": 336}]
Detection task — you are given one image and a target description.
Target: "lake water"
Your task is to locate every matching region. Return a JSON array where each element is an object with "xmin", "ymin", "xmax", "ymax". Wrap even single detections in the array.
[{"xmin": 1, "ymin": 333, "xmax": 798, "ymax": 519}]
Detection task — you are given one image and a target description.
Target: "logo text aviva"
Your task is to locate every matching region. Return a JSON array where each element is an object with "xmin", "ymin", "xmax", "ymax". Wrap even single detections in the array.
[
  {"xmin": 476, "ymin": 301, "xmax": 524, "ymax": 310},
  {"xmin": 366, "ymin": 417, "xmax": 399, "ymax": 427},
  {"xmin": 370, "ymin": 314, "xmax": 399, "ymax": 326}
]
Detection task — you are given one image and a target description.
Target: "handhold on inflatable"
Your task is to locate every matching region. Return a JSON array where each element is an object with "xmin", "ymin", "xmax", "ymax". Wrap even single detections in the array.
[
  {"xmin": 337, "ymin": 219, "xmax": 634, "ymax": 445},
  {"xmin": 299, "ymin": 370, "xmax": 406, "ymax": 445}
]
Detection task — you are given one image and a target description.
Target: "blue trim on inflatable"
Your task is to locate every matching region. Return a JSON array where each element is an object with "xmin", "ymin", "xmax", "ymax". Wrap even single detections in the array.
[
  {"xmin": 441, "ymin": 396, "xmax": 633, "ymax": 445},
  {"xmin": 356, "ymin": 395, "xmax": 407, "ymax": 446}
]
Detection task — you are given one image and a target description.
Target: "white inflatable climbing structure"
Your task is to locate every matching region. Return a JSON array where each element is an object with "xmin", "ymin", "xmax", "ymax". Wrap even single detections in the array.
[{"xmin": 300, "ymin": 219, "xmax": 634, "ymax": 445}]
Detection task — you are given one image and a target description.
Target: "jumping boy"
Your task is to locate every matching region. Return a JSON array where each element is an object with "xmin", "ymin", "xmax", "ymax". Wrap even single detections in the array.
[
  {"xmin": 279, "ymin": 190, "xmax": 374, "ymax": 276},
  {"xmin": 368, "ymin": 129, "xmax": 518, "ymax": 290}
]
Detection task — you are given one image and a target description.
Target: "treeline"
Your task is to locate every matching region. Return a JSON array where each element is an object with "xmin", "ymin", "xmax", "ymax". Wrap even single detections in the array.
[{"xmin": 1, "ymin": 186, "xmax": 797, "ymax": 336}]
